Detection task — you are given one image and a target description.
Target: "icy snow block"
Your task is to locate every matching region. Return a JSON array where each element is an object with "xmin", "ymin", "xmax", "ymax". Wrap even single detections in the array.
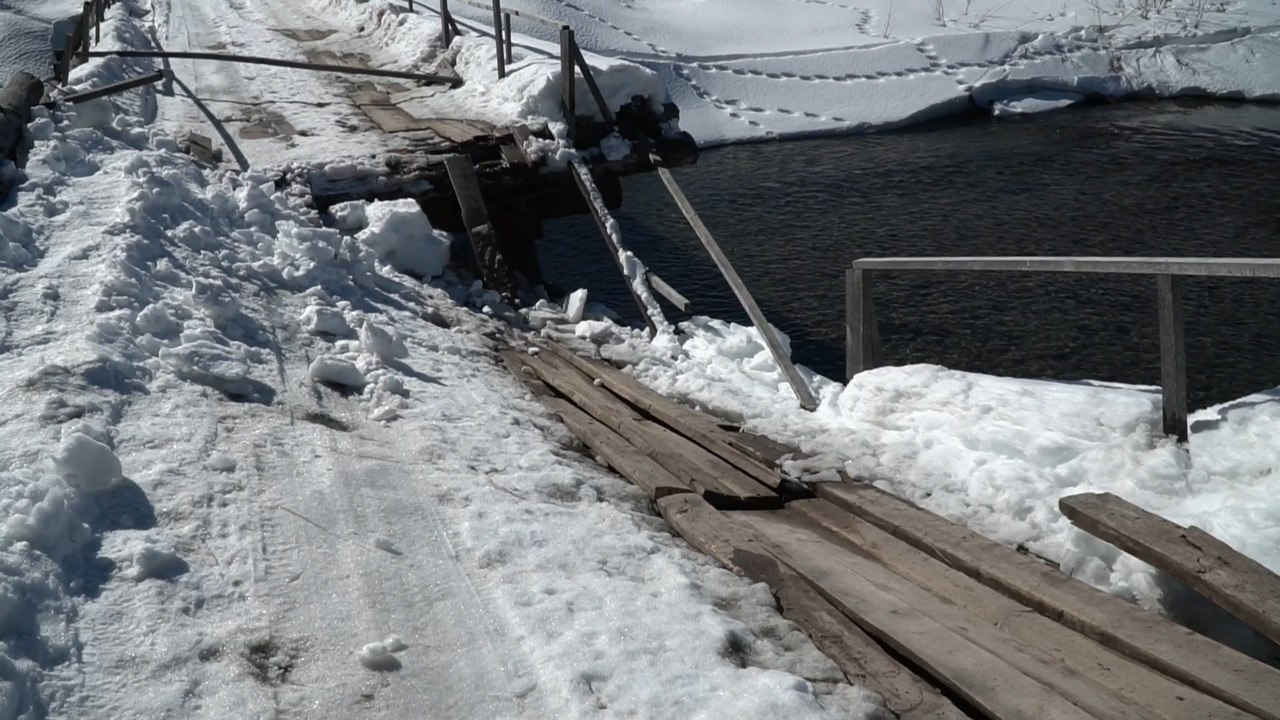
[
  {"xmin": 309, "ymin": 355, "xmax": 367, "ymax": 389},
  {"xmin": 359, "ymin": 321, "xmax": 409, "ymax": 361},
  {"xmin": 159, "ymin": 340, "xmax": 250, "ymax": 382},
  {"xmin": 358, "ymin": 641, "xmax": 402, "ymax": 671},
  {"xmin": 564, "ymin": 288, "xmax": 588, "ymax": 323},
  {"xmin": 56, "ymin": 431, "xmax": 123, "ymax": 492},
  {"xmin": 329, "ymin": 200, "xmax": 369, "ymax": 232},
  {"xmin": 357, "ymin": 199, "xmax": 450, "ymax": 279},
  {"xmin": 277, "ymin": 222, "xmax": 341, "ymax": 262},
  {"xmin": 300, "ymin": 305, "xmax": 352, "ymax": 337}
]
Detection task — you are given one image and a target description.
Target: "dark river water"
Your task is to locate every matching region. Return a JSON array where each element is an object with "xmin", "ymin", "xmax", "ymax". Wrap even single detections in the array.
[{"xmin": 539, "ymin": 100, "xmax": 1280, "ymax": 410}]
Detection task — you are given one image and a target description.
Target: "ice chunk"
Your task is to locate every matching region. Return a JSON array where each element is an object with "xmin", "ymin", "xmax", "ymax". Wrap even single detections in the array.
[
  {"xmin": 359, "ymin": 321, "xmax": 409, "ymax": 361},
  {"xmin": 357, "ymin": 641, "xmax": 402, "ymax": 671},
  {"xmin": 309, "ymin": 355, "xmax": 367, "ymax": 389},
  {"xmin": 277, "ymin": 223, "xmax": 341, "ymax": 262},
  {"xmin": 206, "ymin": 453, "xmax": 237, "ymax": 472},
  {"xmin": 56, "ymin": 429, "xmax": 123, "ymax": 492},
  {"xmin": 300, "ymin": 305, "xmax": 352, "ymax": 337},
  {"xmin": 159, "ymin": 340, "xmax": 250, "ymax": 382},
  {"xmin": 564, "ymin": 288, "xmax": 588, "ymax": 323},
  {"xmin": 330, "ymin": 201, "xmax": 368, "ymax": 232},
  {"xmin": 357, "ymin": 199, "xmax": 450, "ymax": 278}
]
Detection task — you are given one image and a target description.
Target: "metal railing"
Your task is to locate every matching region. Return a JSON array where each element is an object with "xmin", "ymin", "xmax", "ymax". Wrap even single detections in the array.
[{"xmin": 845, "ymin": 256, "xmax": 1280, "ymax": 442}]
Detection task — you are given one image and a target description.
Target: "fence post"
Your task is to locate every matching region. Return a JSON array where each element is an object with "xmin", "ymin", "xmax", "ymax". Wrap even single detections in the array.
[
  {"xmin": 559, "ymin": 26, "xmax": 575, "ymax": 143},
  {"xmin": 503, "ymin": 12, "xmax": 513, "ymax": 65},
  {"xmin": 94, "ymin": 0, "xmax": 101, "ymax": 45},
  {"xmin": 440, "ymin": 0, "xmax": 451, "ymax": 46},
  {"xmin": 1156, "ymin": 274, "xmax": 1188, "ymax": 443},
  {"xmin": 492, "ymin": 0, "xmax": 505, "ymax": 78},
  {"xmin": 80, "ymin": 2, "xmax": 92, "ymax": 55},
  {"xmin": 846, "ymin": 266, "xmax": 879, "ymax": 380}
]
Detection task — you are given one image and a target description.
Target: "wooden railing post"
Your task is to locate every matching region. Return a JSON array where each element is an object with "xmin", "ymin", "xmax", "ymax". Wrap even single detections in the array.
[
  {"xmin": 94, "ymin": 0, "xmax": 101, "ymax": 45},
  {"xmin": 559, "ymin": 26, "xmax": 575, "ymax": 143},
  {"xmin": 440, "ymin": 0, "xmax": 452, "ymax": 46},
  {"xmin": 492, "ymin": 0, "xmax": 505, "ymax": 78},
  {"xmin": 1157, "ymin": 274, "xmax": 1188, "ymax": 443},
  {"xmin": 80, "ymin": 2, "xmax": 92, "ymax": 54},
  {"xmin": 503, "ymin": 12, "xmax": 513, "ymax": 64},
  {"xmin": 846, "ymin": 267, "xmax": 879, "ymax": 379}
]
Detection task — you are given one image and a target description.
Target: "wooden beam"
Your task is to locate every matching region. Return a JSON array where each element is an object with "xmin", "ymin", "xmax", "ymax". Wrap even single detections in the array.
[
  {"xmin": 818, "ymin": 482, "xmax": 1280, "ymax": 720},
  {"xmin": 1060, "ymin": 492, "xmax": 1280, "ymax": 648},
  {"xmin": 570, "ymin": 43, "xmax": 615, "ymax": 125},
  {"xmin": 646, "ymin": 272, "xmax": 691, "ymax": 313},
  {"xmin": 503, "ymin": 12, "xmax": 513, "ymax": 64},
  {"xmin": 656, "ymin": 494, "xmax": 968, "ymax": 720},
  {"xmin": 568, "ymin": 160, "xmax": 658, "ymax": 335},
  {"xmin": 491, "ymin": 0, "xmax": 505, "ymax": 78},
  {"xmin": 737, "ymin": 512, "xmax": 1099, "ymax": 720},
  {"xmin": 846, "ymin": 267, "xmax": 878, "ymax": 378},
  {"xmin": 443, "ymin": 154, "xmax": 517, "ymax": 299},
  {"xmin": 792, "ymin": 499, "xmax": 1257, "ymax": 720},
  {"xmin": 850, "ymin": 256, "xmax": 1280, "ymax": 278},
  {"xmin": 655, "ymin": 165, "xmax": 817, "ymax": 411},
  {"xmin": 440, "ymin": 0, "xmax": 452, "ymax": 45},
  {"xmin": 559, "ymin": 27, "xmax": 576, "ymax": 141},
  {"xmin": 539, "ymin": 343, "xmax": 786, "ymax": 491},
  {"xmin": 77, "ymin": 50, "xmax": 463, "ymax": 86},
  {"xmin": 55, "ymin": 69, "xmax": 171, "ymax": 105},
  {"xmin": 1156, "ymin": 275, "xmax": 1188, "ymax": 442}
]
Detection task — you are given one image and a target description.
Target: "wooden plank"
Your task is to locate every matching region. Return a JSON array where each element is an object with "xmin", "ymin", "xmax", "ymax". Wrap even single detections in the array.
[
  {"xmin": 443, "ymin": 154, "xmax": 517, "ymax": 299},
  {"xmin": 736, "ymin": 512, "xmax": 1101, "ymax": 720},
  {"xmin": 57, "ymin": 70, "xmax": 172, "ymax": 105},
  {"xmin": 641, "ymin": 419, "xmax": 780, "ymax": 508},
  {"xmin": 499, "ymin": 145, "xmax": 526, "ymax": 166},
  {"xmin": 78, "ymin": 50, "xmax": 463, "ymax": 85},
  {"xmin": 539, "ymin": 342, "xmax": 787, "ymax": 491},
  {"xmin": 499, "ymin": 350, "xmax": 555, "ymax": 397},
  {"xmin": 1156, "ymin": 275, "xmax": 1188, "ymax": 442},
  {"xmin": 792, "ymin": 499, "xmax": 1258, "ymax": 720},
  {"xmin": 422, "ymin": 119, "xmax": 489, "ymax": 143},
  {"xmin": 656, "ymin": 166, "xmax": 817, "ymax": 411},
  {"xmin": 818, "ymin": 482, "xmax": 1280, "ymax": 720},
  {"xmin": 559, "ymin": 27, "xmax": 575, "ymax": 141},
  {"xmin": 1061, "ymin": 492, "xmax": 1280, "ymax": 648},
  {"xmin": 347, "ymin": 88, "xmax": 392, "ymax": 106},
  {"xmin": 570, "ymin": 43, "xmax": 616, "ymax": 125},
  {"xmin": 655, "ymin": 494, "xmax": 968, "ymax": 720},
  {"xmin": 358, "ymin": 104, "xmax": 434, "ymax": 133},
  {"xmin": 524, "ymin": 351, "xmax": 778, "ymax": 508},
  {"xmin": 646, "ymin": 272, "xmax": 691, "ymax": 312},
  {"xmin": 568, "ymin": 160, "xmax": 658, "ymax": 335},
  {"xmin": 849, "ymin": 256, "xmax": 1280, "ymax": 278}
]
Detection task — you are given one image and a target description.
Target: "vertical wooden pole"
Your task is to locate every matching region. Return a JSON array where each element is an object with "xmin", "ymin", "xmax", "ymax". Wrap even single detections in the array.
[
  {"xmin": 408, "ymin": 0, "xmax": 414, "ymax": 12},
  {"xmin": 492, "ymin": 0, "xmax": 505, "ymax": 78},
  {"xmin": 846, "ymin": 267, "xmax": 879, "ymax": 380},
  {"xmin": 1157, "ymin": 274, "xmax": 1188, "ymax": 443},
  {"xmin": 80, "ymin": 2, "xmax": 91, "ymax": 55},
  {"xmin": 440, "ymin": 0, "xmax": 451, "ymax": 46},
  {"xmin": 94, "ymin": 0, "xmax": 101, "ymax": 45},
  {"xmin": 503, "ymin": 12, "xmax": 513, "ymax": 65},
  {"xmin": 560, "ymin": 26, "xmax": 575, "ymax": 143},
  {"xmin": 59, "ymin": 33, "xmax": 75, "ymax": 83}
]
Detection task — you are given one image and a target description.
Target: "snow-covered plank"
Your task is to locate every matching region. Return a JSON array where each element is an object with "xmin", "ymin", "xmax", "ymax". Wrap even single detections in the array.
[
  {"xmin": 736, "ymin": 511, "xmax": 1099, "ymax": 720},
  {"xmin": 656, "ymin": 494, "xmax": 968, "ymax": 720},
  {"xmin": 819, "ymin": 482, "xmax": 1280, "ymax": 720},
  {"xmin": 541, "ymin": 343, "xmax": 785, "ymax": 491},
  {"xmin": 791, "ymin": 499, "xmax": 1256, "ymax": 720},
  {"xmin": 444, "ymin": 154, "xmax": 517, "ymax": 299},
  {"xmin": 1061, "ymin": 492, "xmax": 1280, "ymax": 649}
]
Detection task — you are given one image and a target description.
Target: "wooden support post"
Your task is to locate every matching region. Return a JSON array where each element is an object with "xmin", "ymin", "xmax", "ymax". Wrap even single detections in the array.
[
  {"xmin": 58, "ymin": 33, "xmax": 75, "ymax": 84},
  {"xmin": 846, "ymin": 267, "xmax": 879, "ymax": 379},
  {"xmin": 408, "ymin": 0, "xmax": 414, "ymax": 11},
  {"xmin": 80, "ymin": 3, "xmax": 91, "ymax": 56},
  {"xmin": 93, "ymin": 0, "xmax": 101, "ymax": 45},
  {"xmin": 559, "ymin": 26, "xmax": 575, "ymax": 143},
  {"xmin": 503, "ymin": 12, "xmax": 513, "ymax": 65},
  {"xmin": 1156, "ymin": 274, "xmax": 1188, "ymax": 442},
  {"xmin": 570, "ymin": 44, "xmax": 615, "ymax": 125},
  {"xmin": 656, "ymin": 164, "xmax": 818, "ymax": 411},
  {"xmin": 569, "ymin": 160, "xmax": 658, "ymax": 335},
  {"xmin": 492, "ymin": 0, "xmax": 505, "ymax": 78},
  {"xmin": 440, "ymin": 0, "xmax": 451, "ymax": 45},
  {"xmin": 443, "ymin": 155, "xmax": 517, "ymax": 300}
]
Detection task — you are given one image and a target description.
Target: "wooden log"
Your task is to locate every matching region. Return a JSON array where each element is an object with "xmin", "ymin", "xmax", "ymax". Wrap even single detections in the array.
[
  {"xmin": 792, "ymin": 499, "xmax": 1256, "ymax": 720},
  {"xmin": 819, "ymin": 482, "xmax": 1280, "ymax": 720},
  {"xmin": 646, "ymin": 272, "xmax": 690, "ymax": 312},
  {"xmin": 1061, "ymin": 492, "xmax": 1280, "ymax": 648},
  {"xmin": 443, "ymin": 154, "xmax": 517, "ymax": 299},
  {"xmin": 77, "ymin": 50, "xmax": 463, "ymax": 85},
  {"xmin": 525, "ymin": 351, "xmax": 779, "ymax": 508},
  {"xmin": 56, "ymin": 69, "xmax": 171, "ymax": 105},
  {"xmin": 568, "ymin": 160, "xmax": 658, "ymax": 335},
  {"xmin": 559, "ymin": 26, "xmax": 575, "ymax": 142},
  {"xmin": 656, "ymin": 494, "xmax": 968, "ymax": 720},
  {"xmin": 0, "ymin": 72, "xmax": 43, "ymax": 166},
  {"xmin": 570, "ymin": 43, "xmax": 616, "ymax": 125},
  {"xmin": 737, "ymin": 512, "xmax": 1099, "ymax": 720},
  {"xmin": 503, "ymin": 12, "xmax": 513, "ymax": 64},
  {"xmin": 539, "ymin": 342, "xmax": 787, "ymax": 491},
  {"xmin": 655, "ymin": 166, "xmax": 817, "ymax": 411},
  {"xmin": 492, "ymin": 0, "xmax": 506, "ymax": 79},
  {"xmin": 1156, "ymin": 275, "xmax": 1188, "ymax": 442}
]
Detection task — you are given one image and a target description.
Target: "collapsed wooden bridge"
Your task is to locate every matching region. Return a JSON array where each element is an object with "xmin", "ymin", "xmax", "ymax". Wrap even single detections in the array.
[{"xmin": 503, "ymin": 341, "xmax": 1280, "ymax": 720}]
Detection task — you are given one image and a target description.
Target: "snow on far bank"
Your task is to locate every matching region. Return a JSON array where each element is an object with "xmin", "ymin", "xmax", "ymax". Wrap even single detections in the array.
[
  {"xmin": 568, "ymin": 315, "xmax": 1280, "ymax": 660},
  {"xmin": 0, "ymin": 0, "xmax": 82, "ymax": 81}
]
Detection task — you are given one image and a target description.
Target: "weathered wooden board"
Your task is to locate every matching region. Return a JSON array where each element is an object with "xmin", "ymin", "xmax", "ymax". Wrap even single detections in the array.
[
  {"xmin": 639, "ymin": 418, "xmax": 780, "ymax": 508},
  {"xmin": 1061, "ymin": 492, "xmax": 1280, "ymax": 647},
  {"xmin": 358, "ymin": 103, "xmax": 435, "ymax": 133},
  {"xmin": 423, "ymin": 118, "xmax": 494, "ymax": 143},
  {"xmin": 792, "ymin": 499, "xmax": 1257, "ymax": 720},
  {"xmin": 736, "ymin": 512, "xmax": 1100, "ymax": 720},
  {"xmin": 540, "ymin": 343, "xmax": 785, "ymax": 491},
  {"xmin": 443, "ymin": 154, "xmax": 517, "ymax": 299},
  {"xmin": 655, "ymin": 494, "xmax": 968, "ymax": 720},
  {"xmin": 819, "ymin": 482, "xmax": 1280, "ymax": 720},
  {"xmin": 525, "ymin": 351, "xmax": 778, "ymax": 508}
]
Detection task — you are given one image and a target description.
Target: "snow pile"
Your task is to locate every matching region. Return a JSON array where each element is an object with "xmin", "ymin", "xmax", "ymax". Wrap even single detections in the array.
[{"xmin": 355, "ymin": 198, "xmax": 450, "ymax": 280}]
